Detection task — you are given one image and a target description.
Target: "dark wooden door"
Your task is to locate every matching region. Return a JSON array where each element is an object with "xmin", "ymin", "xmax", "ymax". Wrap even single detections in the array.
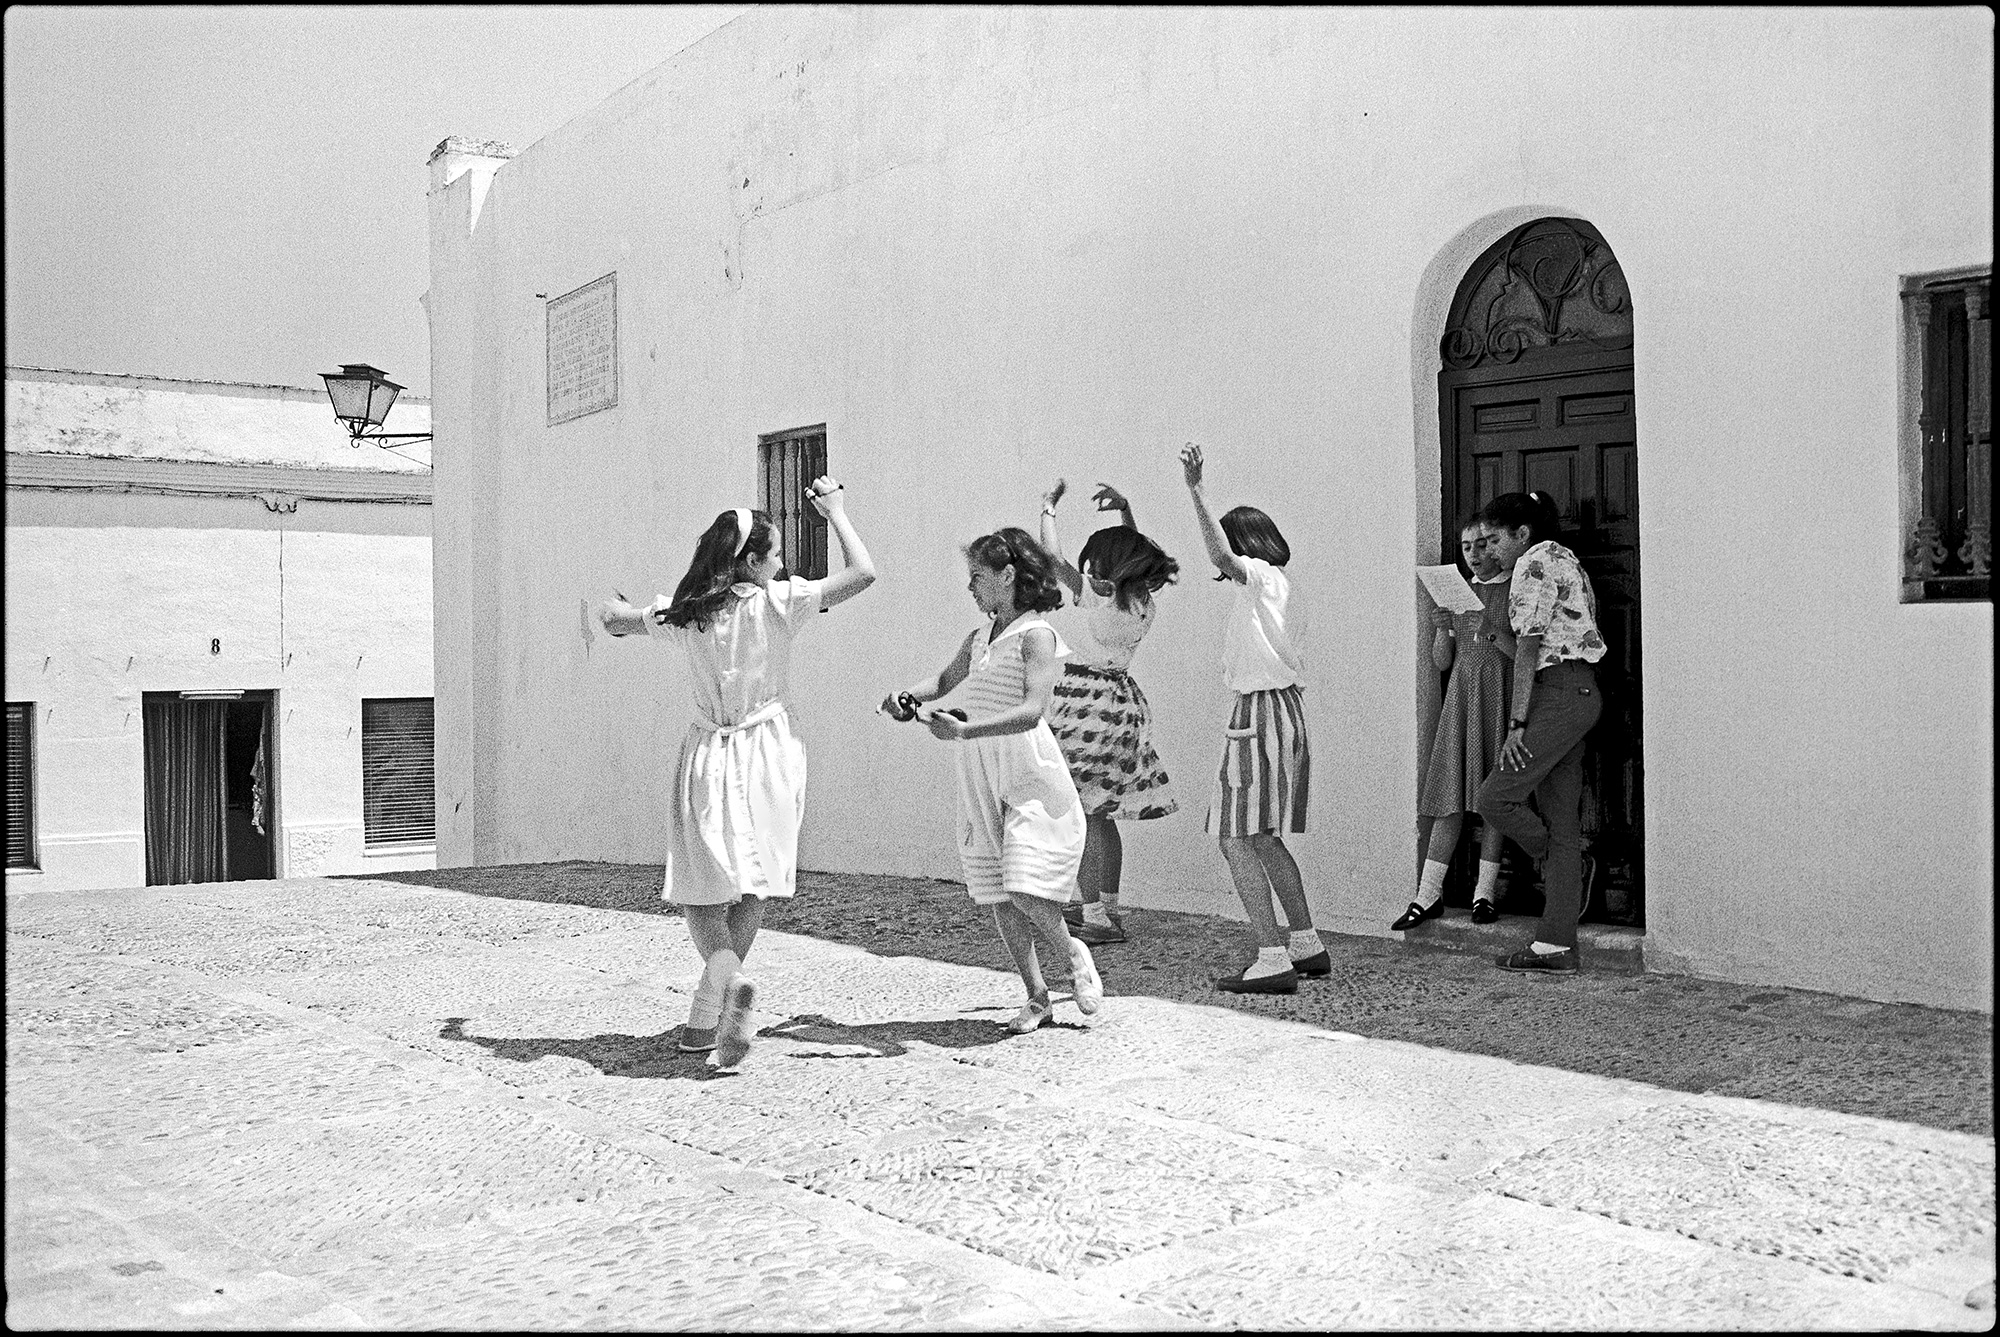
[{"xmin": 1436, "ymin": 218, "xmax": 1642, "ymax": 925}]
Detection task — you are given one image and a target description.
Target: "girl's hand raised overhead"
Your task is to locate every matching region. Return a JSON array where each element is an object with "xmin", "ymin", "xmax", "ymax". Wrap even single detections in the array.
[
  {"xmin": 806, "ymin": 475, "xmax": 846, "ymax": 518},
  {"xmin": 1042, "ymin": 478, "xmax": 1067, "ymax": 511},
  {"xmin": 1092, "ymin": 483, "xmax": 1129, "ymax": 513},
  {"xmin": 1179, "ymin": 443, "xmax": 1205, "ymax": 490}
]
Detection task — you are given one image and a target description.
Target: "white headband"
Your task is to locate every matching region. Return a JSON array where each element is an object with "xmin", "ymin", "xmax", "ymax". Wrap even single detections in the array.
[{"xmin": 732, "ymin": 508, "xmax": 754, "ymax": 557}]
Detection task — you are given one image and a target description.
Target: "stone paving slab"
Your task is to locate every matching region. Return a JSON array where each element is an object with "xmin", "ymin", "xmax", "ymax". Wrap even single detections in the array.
[{"xmin": 6, "ymin": 874, "xmax": 1995, "ymax": 1330}]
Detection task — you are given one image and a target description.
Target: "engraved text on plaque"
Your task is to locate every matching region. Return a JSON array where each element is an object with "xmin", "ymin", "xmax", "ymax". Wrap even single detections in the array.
[{"xmin": 546, "ymin": 274, "xmax": 618, "ymax": 425}]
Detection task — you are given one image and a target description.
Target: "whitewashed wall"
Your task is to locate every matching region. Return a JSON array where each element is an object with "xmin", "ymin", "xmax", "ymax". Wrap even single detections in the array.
[
  {"xmin": 429, "ymin": 7, "xmax": 1993, "ymax": 1009},
  {"xmin": 5, "ymin": 372, "xmax": 436, "ymax": 891}
]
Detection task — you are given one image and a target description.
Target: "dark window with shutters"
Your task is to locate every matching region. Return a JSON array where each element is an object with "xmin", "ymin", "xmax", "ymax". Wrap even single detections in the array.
[
  {"xmin": 6, "ymin": 703, "xmax": 35, "ymax": 869},
  {"xmin": 361, "ymin": 698, "xmax": 434, "ymax": 847},
  {"xmin": 1903, "ymin": 269, "xmax": 1991, "ymax": 602},
  {"xmin": 758, "ymin": 425, "xmax": 829, "ymax": 580}
]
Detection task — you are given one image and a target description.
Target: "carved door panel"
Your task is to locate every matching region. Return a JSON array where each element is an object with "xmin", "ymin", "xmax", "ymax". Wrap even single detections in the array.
[{"xmin": 1436, "ymin": 218, "xmax": 1643, "ymax": 925}]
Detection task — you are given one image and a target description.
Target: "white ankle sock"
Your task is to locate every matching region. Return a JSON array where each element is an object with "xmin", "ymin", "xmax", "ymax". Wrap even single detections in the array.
[
  {"xmin": 1083, "ymin": 902, "xmax": 1114, "ymax": 928},
  {"xmin": 1243, "ymin": 946, "xmax": 1293, "ymax": 979},
  {"xmin": 1529, "ymin": 940, "xmax": 1570, "ymax": 955},
  {"xmin": 1287, "ymin": 929, "xmax": 1323, "ymax": 960},
  {"xmin": 1415, "ymin": 859, "xmax": 1448, "ymax": 908},
  {"xmin": 1474, "ymin": 860, "xmax": 1501, "ymax": 902},
  {"xmin": 1099, "ymin": 892, "xmax": 1121, "ymax": 915},
  {"xmin": 688, "ymin": 947, "xmax": 742, "ymax": 1027}
]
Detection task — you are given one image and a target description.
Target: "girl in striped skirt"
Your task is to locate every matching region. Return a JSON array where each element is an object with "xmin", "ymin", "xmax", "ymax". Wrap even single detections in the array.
[
  {"xmin": 1179, "ymin": 444, "xmax": 1327, "ymax": 995},
  {"xmin": 884, "ymin": 527, "xmax": 1103, "ymax": 1034},
  {"xmin": 1037, "ymin": 477, "xmax": 1181, "ymax": 945}
]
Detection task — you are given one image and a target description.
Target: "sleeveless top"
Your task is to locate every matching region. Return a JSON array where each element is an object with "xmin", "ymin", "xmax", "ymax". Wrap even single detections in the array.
[
  {"xmin": 1064, "ymin": 579, "xmax": 1154, "ymax": 672},
  {"xmin": 958, "ymin": 614, "xmax": 1071, "ymax": 718}
]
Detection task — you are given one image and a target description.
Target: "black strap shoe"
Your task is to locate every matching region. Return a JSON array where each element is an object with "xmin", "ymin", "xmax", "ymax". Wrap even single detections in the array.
[
  {"xmin": 1470, "ymin": 898, "xmax": 1499, "ymax": 924},
  {"xmin": 1391, "ymin": 900, "xmax": 1443, "ymax": 931}
]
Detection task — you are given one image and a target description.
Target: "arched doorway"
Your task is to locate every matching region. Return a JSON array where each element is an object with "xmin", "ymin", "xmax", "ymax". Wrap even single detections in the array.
[{"xmin": 1436, "ymin": 216, "xmax": 1642, "ymax": 926}]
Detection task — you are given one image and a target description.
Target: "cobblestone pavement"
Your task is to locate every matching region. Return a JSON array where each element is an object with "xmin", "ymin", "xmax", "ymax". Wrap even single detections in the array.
[{"xmin": 6, "ymin": 865, "xmax": 1994, "ymax": 1331}]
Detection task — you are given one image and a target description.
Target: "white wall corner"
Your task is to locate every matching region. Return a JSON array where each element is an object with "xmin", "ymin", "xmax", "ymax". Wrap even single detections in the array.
[{"xmin": 427, "ymin": 136, "xmax": 517, "ymax": 238}]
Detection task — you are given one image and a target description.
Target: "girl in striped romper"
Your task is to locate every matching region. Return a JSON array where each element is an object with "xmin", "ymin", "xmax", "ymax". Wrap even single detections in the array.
[
  {"xmin": 1179, "ymin": 444, "xmax": 1327, "ymax": 995},
  {"xmin": 885, "ymin": 528, "xmax": 1104, "ymax": 1034}
]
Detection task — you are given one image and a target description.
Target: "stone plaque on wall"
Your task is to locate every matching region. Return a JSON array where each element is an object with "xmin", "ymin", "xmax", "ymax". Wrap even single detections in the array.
[{"xmin": 546, "ymin": 273, "xmax": 618, "ymax": 425}]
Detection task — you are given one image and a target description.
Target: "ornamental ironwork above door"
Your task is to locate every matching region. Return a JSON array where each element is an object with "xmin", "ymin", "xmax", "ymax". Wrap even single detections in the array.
[{"xmin": 1441, "ymin": 218, "xmax": 1632, "ymax": 371}]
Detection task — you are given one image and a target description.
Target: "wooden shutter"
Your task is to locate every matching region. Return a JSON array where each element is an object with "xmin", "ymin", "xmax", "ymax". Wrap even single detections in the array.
[
  {"xmin": 361, "ymin": 698, "xmax": 434, "ymax": 846},
  {"xmin": 758, "ymin": 426, "xmax": 830, "ymax": 580},
  {"xmin": 5, "ymin": 703, "xmax": 34, "ymax": 869}
]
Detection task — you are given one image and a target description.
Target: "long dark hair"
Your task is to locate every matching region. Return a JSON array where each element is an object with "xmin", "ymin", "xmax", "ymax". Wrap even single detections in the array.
[
  {"xmin": 1217, "ymin": 505, "xmax": 1289, "ymax": 580},
  {"xmin": 1478, "ymin": 491, "xmax": 1563, "ymax": 547},
  {"xmin": 658, "ymin": 509, "xmax": 778, "ymax": 631},
  {"xmin": 1078, "ymin": 525, "xmax": 1179, "ymax": 612},
  {"xmin": 965, "ymin": 527, "xmax": 1065, "ymax": 615}
]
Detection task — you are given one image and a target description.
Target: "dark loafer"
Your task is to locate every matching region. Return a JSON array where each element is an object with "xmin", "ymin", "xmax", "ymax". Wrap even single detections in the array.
[
  {"xmin": 1063, "ymin": 903, "xmax": 1123, "ymax": 928},
  {"xmin": 1290, "ymin": 949, "xmax": 1332, "ymax": 978},
  {"xmin": 1391, "ymin": 900, "xmax": 1443, "ymax": 931},
  {"xmin": 1470, "ymin": 899, "xmax": 1499, "ymax": 924},
  {"xmin": 1070, "ymin": 920, "xmax": 1127, "ymax": 945},
  {"xmin": 1496, "ymin": 948, "xmax": 1577, "ymax": 973},
  {"xmin": 1216, "ymin": 967, "xmax": 1299, "ymax": 995}
]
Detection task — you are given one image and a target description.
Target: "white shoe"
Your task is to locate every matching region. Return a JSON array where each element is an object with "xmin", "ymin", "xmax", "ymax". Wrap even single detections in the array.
[
  {"xmin": 1068, "ymin": 938, "xmax": 1103, "ymax": 1017},
  {"xmin": 1006, "ymin": 997, "xmax": 1053, "ymax": 1034},
  {"xmin": 714, "ymin": 974, "xmax": 758, "ymax": 1067}
]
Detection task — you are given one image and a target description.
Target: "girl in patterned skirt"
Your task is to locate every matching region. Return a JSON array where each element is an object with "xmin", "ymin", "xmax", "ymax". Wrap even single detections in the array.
[
  {"xmin": 1179, "ymin": 444, "xmax": 1327, "ymax": 995},
  {"xmin": 1037, "ymin": 478, "xmax": 1180, "ymax": 945},
  {"xmin": 1395, "ymin": 516, "xmax": 1515, "ymax": 931},
  {"xmin": 884, "ymin": 527, "xmax": 1103, "ymax": 1034}
]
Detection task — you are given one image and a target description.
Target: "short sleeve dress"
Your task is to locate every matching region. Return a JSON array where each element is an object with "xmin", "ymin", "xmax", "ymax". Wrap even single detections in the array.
[
  {"xmin": 944, "ymin": 616, "xmax": 1087, "ymax": 907},
  {"xmin": 642, "ymin": 577, "xmax": 823, "ymax": 906},
  {"xmin": 1416, "ymin": 575, "xmax": 1514, "ymax": 818}
]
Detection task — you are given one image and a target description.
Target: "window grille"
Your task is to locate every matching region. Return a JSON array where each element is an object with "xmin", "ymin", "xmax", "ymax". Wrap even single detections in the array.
[
  {"xmin": 361, "ymin": 698, "xmax": 434, "ymax": 846},
  {"xmin": 5, "ymin": 703, "xmax": 35, "ymax": 869},
  {"xmin": 1904, "ymin": 269, "xmax": 1991, "ymax": 602},
  {"xmin": 758, "ymin": 425, "xmax": 830, "ymax": 581}
]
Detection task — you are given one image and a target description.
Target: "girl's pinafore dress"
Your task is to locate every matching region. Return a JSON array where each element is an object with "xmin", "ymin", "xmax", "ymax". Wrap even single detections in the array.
[
  {"xmin": 1416, "ymin": 575, "xmax": 1514, "ymax": 817},
  {"xmin": 948, "ymin": 616, "xmax": 1087, "ymax": 906}
]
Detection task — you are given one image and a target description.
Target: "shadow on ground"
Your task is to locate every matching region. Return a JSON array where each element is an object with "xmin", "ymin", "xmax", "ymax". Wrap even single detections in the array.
[
  {"xmin": 436, "ymin": 1009, "xmax": 1034, "ymax": 1076},
  {"xmin": 360, "ymin": 862, "xmax": 1994, "ymax": 1136}
]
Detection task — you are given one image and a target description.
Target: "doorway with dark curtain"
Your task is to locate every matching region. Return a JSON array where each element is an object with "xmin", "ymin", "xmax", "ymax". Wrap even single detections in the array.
[{"xmin": 142, "ymin": 691, "xmax": 275, "ymax": 885}]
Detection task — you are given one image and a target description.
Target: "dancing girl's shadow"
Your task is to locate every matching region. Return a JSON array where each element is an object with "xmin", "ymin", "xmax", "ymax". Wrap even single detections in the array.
[
  {"xmin": 757, "ymin": 1011, "xmax": 1073, "ymax": 1058},
  {"xmin": 437, "ymin": 1009, "xmax": 1056, "ymax": 1077},
  {"xmin": 438, "ymin": 1016, "xmax": 723, "ymax": 1081}
]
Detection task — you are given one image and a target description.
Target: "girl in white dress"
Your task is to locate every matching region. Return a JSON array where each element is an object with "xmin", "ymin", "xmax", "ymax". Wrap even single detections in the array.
[
  {"xmin": 884, "ymin": 527, "xmax": 1104, "ymax": 1034},
  {"xmin": 600, "ymin": 479, "xmax": 876, "ymax": 1067}
]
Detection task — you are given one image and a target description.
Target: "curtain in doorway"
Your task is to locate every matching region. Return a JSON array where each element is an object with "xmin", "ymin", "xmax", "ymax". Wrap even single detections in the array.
[{"xmin": 143, "ymin": 698, "xmax": 228, "ymax": 885}]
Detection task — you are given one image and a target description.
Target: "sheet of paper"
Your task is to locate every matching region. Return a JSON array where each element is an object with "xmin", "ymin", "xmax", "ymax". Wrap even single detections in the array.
[{"xmin": 1416, "ymin": 565, "xmax": 1486, "ymax": 615}]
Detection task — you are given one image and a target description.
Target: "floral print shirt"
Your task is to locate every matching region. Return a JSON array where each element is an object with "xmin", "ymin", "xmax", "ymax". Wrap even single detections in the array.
[{"xmin": 1508, "ymin": 541, "xmax": 1607, "ymax": 670}]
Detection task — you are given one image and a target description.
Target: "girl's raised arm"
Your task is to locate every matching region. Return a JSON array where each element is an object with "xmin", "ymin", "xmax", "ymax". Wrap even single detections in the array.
[
  {"xmin": 1038, "ymin": 479, "xmax": 1084, "ymax": 601},
  {"xmin": 1180, "ymin": 443, "xmax": 1248, "ymax": 583},
  {"xmin": 808, "ymin": 477, "xmax": 878, "ymax": 610}
]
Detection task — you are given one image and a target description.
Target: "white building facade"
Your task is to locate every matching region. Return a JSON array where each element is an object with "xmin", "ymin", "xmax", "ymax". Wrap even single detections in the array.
[
  {"xmin": 5, "ymin": 367, "xmax": 437, "ymax": 892},
  {"xmin": 425, "ymin": 7, "xmax": 1992, "ymax": 1010}
]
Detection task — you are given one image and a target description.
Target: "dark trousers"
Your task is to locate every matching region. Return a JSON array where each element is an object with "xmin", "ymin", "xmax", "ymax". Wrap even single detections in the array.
[{"xmin": 1475, "ymin": 660, "xmax": 1602, "ymax": 950}]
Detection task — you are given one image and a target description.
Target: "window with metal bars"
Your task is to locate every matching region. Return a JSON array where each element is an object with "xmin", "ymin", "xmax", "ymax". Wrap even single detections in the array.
[
  {"xmin": 361, "ymin": 698, "xmax": 434, "ymax": 847},
  {"xmin": 758, "ymin": 425, "xmax": 830, "ymax": 580},
  {"xmin": 6, "ymin": 703, "xmax": 35, "ymax": 869},
  {"xmin": 1903, "ymin": 268, "xmax": 1991, "ymax": 602}
]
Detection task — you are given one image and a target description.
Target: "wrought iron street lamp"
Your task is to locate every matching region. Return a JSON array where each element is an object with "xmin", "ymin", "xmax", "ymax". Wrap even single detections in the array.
[{"xmin": 318, "ymin": 363, "xmax": 432, "ymax": 447}]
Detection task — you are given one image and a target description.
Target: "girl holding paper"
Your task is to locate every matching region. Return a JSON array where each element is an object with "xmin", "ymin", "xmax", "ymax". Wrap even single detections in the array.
[{"xmin": 1396, "ymin": 517, "xmax": 1516, "ymax": 930}]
